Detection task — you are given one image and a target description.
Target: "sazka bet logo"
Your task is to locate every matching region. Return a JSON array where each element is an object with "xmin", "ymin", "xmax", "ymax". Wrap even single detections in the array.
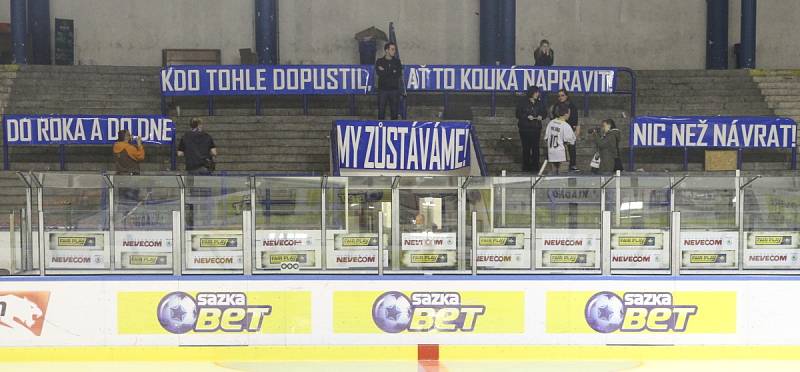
[
  {"xmin": 371, "ymin": 291, "xmax": 484, "ymax": 333},
  {"xmin": 157, "ymin": 292, "xmax": 271, "ymax": 334},
  {"xmin": 584, "ymin": 291, "xmax": 697, "ymax": 333}
]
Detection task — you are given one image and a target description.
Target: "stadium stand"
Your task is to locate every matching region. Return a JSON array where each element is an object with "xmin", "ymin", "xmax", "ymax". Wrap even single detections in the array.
[
  {"xmin": 634, "ymin": 69, "xmax": 788, "ymax": 171},
  {"xmin": 1, "ymin": 65, "xmax": 797, "ymax": 174},
  {"xmin": 752, "ymin": 70, "xmax": 800, "ymax": 122}
]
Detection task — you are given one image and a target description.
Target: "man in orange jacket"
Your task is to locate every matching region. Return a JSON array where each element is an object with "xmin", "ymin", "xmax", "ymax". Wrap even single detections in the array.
[{"xmin": 113, "ymin": 130, "xmax": 145, "ymax": 175}]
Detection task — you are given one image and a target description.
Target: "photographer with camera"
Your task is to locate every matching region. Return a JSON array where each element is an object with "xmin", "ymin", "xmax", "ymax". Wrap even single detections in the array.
[
  {"xmin": 113, "ymin": 129, "xmax": 145, "ymax": 175},
  {"xmin": 590, "ymin": 119, "xmax": 623, "ymax": 175},
  {"xmin": 516, "ymin": 86, "xmax": 547, "ymax": 172},
  {"xmin": 178, "ymin": 117, "xmax": 217, "ymax": 175}
]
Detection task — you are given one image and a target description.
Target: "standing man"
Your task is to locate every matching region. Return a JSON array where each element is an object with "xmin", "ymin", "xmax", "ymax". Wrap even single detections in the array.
[
  {"xmin": 550, "ymin": 89, "xmax": 580, "ymax": 171},
  {"xmin": 375, "ymin": 42, "xmax": 403, "ymax": 120},
  {"xmin": 177, "ymin": 118, "xmax": 217, "ymax": 175},
  {"xmin": 534, "ymin": 39, "xmax": 554, "ymax": 66},
  {"xmin": 544, "ymin": 103, "xmax": 576, "ymax": 175},
  {"xmin": 113, "ymin": 129, "xmax": 145, "ymax": 175},
  {"xmin": 516, "ymin": 86, "xmax": 547, "ymax": 172}
]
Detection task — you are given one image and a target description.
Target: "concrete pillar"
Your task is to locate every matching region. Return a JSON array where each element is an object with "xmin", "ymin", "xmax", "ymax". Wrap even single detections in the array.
[
  {"xmin": 706, "ymin": 0, "xmax": 728, "ymax": 69},
  {"xmin": 255, "ymin": 0, "xmax": 278, "ymax": 64},
  {"xmin": 739, "ymin": 0, "xmax": 756, "ymax": 68},
  {"xmin": 479, "ymin": 0, "xmax": 499, "ymax": 65},
  {"xmin": 499, "ymin": 0, "xmax": 515, "ymax": 65},
  {"xmin": 28, "ymin": 0, "xmax": 50, "ymax": 65},
  {"xmin": 11, "ymin": 0, "xmax": 27, "ymax": 65}
]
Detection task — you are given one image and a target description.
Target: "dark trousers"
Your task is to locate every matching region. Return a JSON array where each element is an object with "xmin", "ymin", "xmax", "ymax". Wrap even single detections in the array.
[
  {"xmin": 567, "ymin": 143, "xmax": 577, "ymax": 167},
  {"xmin": 378, "ymin": 89, "xmax": 400, "ymax": 120},
  {"xmin": 519, "ymin": 130, "xmax": 541, "ymax": 172}
]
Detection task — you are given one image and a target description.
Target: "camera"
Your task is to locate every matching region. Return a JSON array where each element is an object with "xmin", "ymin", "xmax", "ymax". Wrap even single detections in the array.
[{"xmin": 588, "ymin": 128, "xmax": 598, "ymax": 135}]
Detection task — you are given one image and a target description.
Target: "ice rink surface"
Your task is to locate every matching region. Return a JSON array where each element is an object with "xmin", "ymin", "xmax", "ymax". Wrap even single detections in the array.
[{"xmin": 3, "ymin": 360, "xmax": 800, "ymax": 372}]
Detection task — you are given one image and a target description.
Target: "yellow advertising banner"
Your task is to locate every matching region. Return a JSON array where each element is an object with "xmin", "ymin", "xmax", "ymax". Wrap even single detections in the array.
[
  {"xmin": 333, "ymin": 291, "xmax": 524, "ymax": 334},
  {"xmin": 546, "ymin": 291, "xmax": 736, "ymax": 334},
  {"xmin": 117, "ymin": 291, "xmax": 311, "ymax": 334}
]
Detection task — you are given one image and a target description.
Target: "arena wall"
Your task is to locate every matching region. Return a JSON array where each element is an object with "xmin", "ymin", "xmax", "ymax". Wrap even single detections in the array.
[{"xmin": 0, "ymin": 0, "xmax": 795, "ymax": 68}]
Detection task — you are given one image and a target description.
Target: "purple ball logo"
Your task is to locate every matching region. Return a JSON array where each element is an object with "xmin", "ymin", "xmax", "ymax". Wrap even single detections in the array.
[
  {"xmin": 157, "ymin": 291, "xmax": 198, "ymax": 334},
  {"xmin": 584, "ymin": 291, "xmax": 625, "ymax": 333},
  {"xmin": 372, "ymin": 291, "xmax": 413, "ymax": 333}
]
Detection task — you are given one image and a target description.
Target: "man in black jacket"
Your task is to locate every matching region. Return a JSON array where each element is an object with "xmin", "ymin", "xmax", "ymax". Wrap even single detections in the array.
[
  {"xmin": 550, "ymin": 89, "xmax": 580, "ymax": 171},
  {"xmin": 178, "ymin": 117, "xmax": 217, "ymax": 175},
  {"xmin": 533, "ymin": 39, "xmax": 554, "ymax": 66},
  {"xmin": 375, "ymin": 42, "xmax": 403, "ymax": 120},
  {"xmin": 516, "ymin": 86, "xmax": 547, "ymax": 172}
]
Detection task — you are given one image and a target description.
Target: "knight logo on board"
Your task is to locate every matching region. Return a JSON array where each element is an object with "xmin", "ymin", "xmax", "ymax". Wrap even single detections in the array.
[{"xmin": 0, "ymin": 292, "xmax": 50, "ymax": 336}]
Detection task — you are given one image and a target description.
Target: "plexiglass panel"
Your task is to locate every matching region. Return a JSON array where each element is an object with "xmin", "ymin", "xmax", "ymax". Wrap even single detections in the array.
[
  {"xmin": 255, "ymin": 177, "xmax": 322, "ymax": 271},
  {"xmin": 397, "ymin": 177, "xmax": 461, "ymax": 271},
  {"xmin": 184, "ymin": 175, "xmax": 249, "ymax": 272},
  {"xmin": 467, "ymin": 177, "xmax": 532, "ymax": 271},
  {"xmin": 675, "ymin": 176, "xmax": 738, "ymax": 270},
  {"xmin": 38, "ymin": 173, "xmax": 111, "ymax": 272},
  {"xmin": 113, "ymin": 175, "xmax": 180, "ymax": 272},
  {"xmin": 742, "ymin": 176, "xmax": 800, "ymax": 269},
  {"xmin": 607, "ymin": 176, "xmax": 671, "ymax": 271},
  {"xmin": 534, "ymin": 176, "xmax": 603, "ymax": 270}
]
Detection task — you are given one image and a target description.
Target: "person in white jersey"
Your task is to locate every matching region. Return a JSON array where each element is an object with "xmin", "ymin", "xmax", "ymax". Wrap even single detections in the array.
[{"xmin": 544, "ymin": 102, "xmax": 576, "ymax": 174}]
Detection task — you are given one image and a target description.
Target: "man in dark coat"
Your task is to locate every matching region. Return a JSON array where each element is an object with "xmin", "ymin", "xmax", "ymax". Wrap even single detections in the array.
[{"xmin": 516, "ymin": 86, "xmax": 548, "ymax": 172}]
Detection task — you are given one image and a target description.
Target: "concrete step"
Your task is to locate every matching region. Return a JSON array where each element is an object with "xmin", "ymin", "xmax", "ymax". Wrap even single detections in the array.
[
  {"xmin": 3, "ymin": 108, "xmax": 162, "ymax": 115},
  {"xmin": 8, "ymin": 100, "xmax": 159, "ymax": 109},
  {"xmin": 753, "ymin": 76, "xmax": 800, "ymax": 83},
  {"xmin": 19, "ymin": 64, "xmax": 161, "ymax": 74},
  {"xmin": 11, "ymin": 80, "xmax": 158, "ymax": 89},
  {"xmin": 637, "ymin": 80, "xmax": 755, "ymax": 89},
  {"xmin": 764, "ymin": 101, "xmax": 800, "ymax": 110},
  {"xmin": 637, "ymin": 88, "xmax": 762, "ymax": 97},
  {"xmin": 638, "ymin": 108, "xmax": 774, "ymax": 116},
  {"xmin": 14, "ymin": 73, "xmax": 159, "ymax": 82},
  {"xmin": 749, "ymin": 69, "xmax": 800, "ymax": 77},
  {"xmin": 754, "ymin": 82, "xmax": 800, "ymax": 90},
  {"xmin": 764, "ymin": 95, "xmax": 800, "ymax": 103},
  {"xmin": 11, "ymin": 93, "xmax": 161, "ymax": 102},
  {"xmin": 636, "ymin": 70, "xmax": 751, "ymax": 78},
  {"xmin": 222, "ymin": 146, "xmax": 329, "ymax": 155},
  {"xmin": 757, "ymin": 88, "xmax": 800, "ymax": 96},
  {"xmin": 638, "ymin": 95, "xmax": 762, "ymax": 104},
  {"xmin": 211, "ymin": 162, "xmax": 328, "ymax": 173},
  {"xmin": 638, "ymin": 101, "xmax": 770, "ymax": 111},
  {"xmin": 771, "ymin": 109, "xmax": 800, "ymax": 116}
]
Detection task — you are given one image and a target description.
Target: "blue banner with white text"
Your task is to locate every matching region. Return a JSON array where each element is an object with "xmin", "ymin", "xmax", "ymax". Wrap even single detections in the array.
[
  {"xmin": 334, "ymin": 120, "xmax": 471, "ymax": 172},
  {"xmin": 160, "ymin": 65, "xmax": 619, "ymax": 96},
  {"xmin": 4, "ymin": 115, "xmax": 176, "ymax": 145},
  {"xmin": 403, "ymin": 65, "xmax": 616, "ymax": 93},
  {"xmin": 161, "ymin": 65, "xmax": 375, "ymax": 96},
  {"xmin": 631, "ymin": 116, "xmax": 797, "ymax": 148}
]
